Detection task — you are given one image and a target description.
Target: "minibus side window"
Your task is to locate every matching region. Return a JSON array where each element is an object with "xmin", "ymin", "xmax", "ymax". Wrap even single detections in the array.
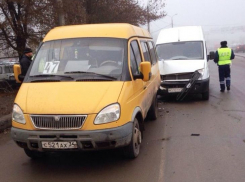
[
  {"xmin": 131, "ymin": 40, "xmax": 142, "ymax": 71},
  {"xmin": 130, "ymin": 45, "xmax": 140, "ymax": 75},
  {"xmin": 148, "ymin": 42, "xmax": 157, "ymax": 65},
  {"xmin": 140, "ymin": 41, "xmax": 151, "ymax": 64}
]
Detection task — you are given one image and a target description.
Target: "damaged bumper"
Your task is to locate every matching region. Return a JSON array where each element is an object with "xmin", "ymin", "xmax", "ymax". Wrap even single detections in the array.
[{"xmin": 158, "ymin": 78, "xmax": 209, "ymax": 95}]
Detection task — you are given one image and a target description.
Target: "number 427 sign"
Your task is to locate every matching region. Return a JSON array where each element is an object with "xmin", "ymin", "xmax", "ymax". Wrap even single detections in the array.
[{"xmin": 43, "ymin": 61, "xmax": 60, "ymax": 74}]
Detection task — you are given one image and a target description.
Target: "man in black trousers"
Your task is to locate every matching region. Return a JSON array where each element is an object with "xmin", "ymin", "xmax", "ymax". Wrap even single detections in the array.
[{"xmin": 214, "ymin": 41, "xmax": 235, "ymax": 92}]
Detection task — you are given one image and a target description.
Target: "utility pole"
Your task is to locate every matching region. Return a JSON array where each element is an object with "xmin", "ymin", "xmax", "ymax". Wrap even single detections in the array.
[
  {"xmin": 169, "ymin": 14, "xmax": 177, "ymax": 28},
  {"xmin": 147, "ymin": 3, "xmax": 150, "ymax": 32},
  {"xmin": 56, "ymin": 0, "xmax": 65, "ymax": 26}
]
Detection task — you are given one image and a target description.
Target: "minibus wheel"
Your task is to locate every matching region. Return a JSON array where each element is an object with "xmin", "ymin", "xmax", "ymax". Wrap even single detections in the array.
[
  {"xmin": 124, "ymin": 118, "xmax": 141, "ymax": 159},
  {"xmin": 24, "ymin": 149, "xmax": 45, "ymax": 159}
]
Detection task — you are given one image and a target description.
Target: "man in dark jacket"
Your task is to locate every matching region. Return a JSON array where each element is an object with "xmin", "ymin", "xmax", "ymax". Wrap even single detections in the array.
[
  {"xmin": 18, "ymin": 48, "xmax": 33, "ymax": 81},
  {"xmin": 214, "ymin": 41, "xmax": 235, "ymax": 92}
]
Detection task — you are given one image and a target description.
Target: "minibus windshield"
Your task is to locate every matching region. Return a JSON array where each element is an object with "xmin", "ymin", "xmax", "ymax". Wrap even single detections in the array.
[
  {"xmin": 156, "ymin": 41, "xmax": 204, "ymax": 60},
  {"xmin": 29, "ymin": 38, "xmax": 126, "ymax": 81}
]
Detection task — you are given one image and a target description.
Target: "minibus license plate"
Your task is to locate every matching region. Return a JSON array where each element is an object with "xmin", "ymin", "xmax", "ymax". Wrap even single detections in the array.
[
  {"xmin": 168, "ymin": 88, "xmax": 182, "ymax": 93},
  {"xmin": 42, "ymin": 141, "xmax": 77, "ymax": 149}
]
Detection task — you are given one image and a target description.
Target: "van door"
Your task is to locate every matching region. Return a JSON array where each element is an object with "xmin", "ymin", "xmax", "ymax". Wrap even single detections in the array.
[{"xmin": 129, "ymin": 39, "xmax": 147, "ymax": 117}]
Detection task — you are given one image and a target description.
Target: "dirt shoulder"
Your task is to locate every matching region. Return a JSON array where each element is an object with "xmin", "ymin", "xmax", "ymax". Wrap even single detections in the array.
[{"xmin": 0, "ymin": 91, "xmax": 17, "ymax": 118}]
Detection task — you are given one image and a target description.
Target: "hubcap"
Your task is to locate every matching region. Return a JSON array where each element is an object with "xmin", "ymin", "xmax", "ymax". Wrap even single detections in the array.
[{"xmin": 133, "ymin": 122, "xmax": 141, "ymax": 153}]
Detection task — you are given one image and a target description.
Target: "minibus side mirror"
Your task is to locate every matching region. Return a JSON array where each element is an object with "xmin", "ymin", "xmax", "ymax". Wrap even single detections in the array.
[
  {"xmin": 133, "ymin": 73, "xmax": 144, "ymax": 80},
  {"xmin": 209, "ymin": 51, "xmax": 215, "ymax": 60},
  {"xmin": 140, "ymin": 62, "xmax": 151, "ymax": 82},
  {"xmin": 13, "ymin": 64, "xmax": 22, "ymax": 83}
]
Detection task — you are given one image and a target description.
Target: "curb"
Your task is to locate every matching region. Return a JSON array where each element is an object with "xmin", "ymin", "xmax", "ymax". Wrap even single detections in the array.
[{"xmin": 0, "ymin": 113, "xmax": 12, "ymax": 132}]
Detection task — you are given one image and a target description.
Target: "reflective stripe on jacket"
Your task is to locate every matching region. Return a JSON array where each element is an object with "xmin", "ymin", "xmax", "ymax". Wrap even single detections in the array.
[{"xmin": 217, "ymin": 48, "xmax": 232, "ymax": 65}]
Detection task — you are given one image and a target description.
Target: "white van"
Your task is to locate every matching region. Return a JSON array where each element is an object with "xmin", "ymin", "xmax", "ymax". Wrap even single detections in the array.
[{"xmin": 156, "ymin": 26, "xmax": 210, "ymax": 100}]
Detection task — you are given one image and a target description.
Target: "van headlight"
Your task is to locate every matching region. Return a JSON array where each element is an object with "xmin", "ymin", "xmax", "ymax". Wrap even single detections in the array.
[
  {"xmin": 94, "ymin": 104, "xmax": 120, "ymax": 124},
  {"xmin": 12, "ymin": 104, "xmax": 26, "ymax": 124},
  {"xmin": 197, "ymin": 68, "xmax": 204, "ymax": 75}
]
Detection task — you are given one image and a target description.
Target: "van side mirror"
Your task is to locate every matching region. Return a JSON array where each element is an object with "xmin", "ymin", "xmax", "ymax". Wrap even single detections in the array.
[
  {"xmin": 209, "ymin": 51, "xmax": 215, "ymax": 60},
  {"xmin": 13, "ymin": 64, "xmax": 22, "ymax": 83},
  {"xmin": 140, "ymin": 62, "xmax": 151, "ymax": 82}
]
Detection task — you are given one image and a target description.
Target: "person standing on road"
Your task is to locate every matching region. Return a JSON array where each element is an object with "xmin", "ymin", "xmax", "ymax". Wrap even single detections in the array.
[
  {"xmin": 214, "ymin": 41, "xmax": 235, "ymax": 92},
  {"xmin": 18, "ymin": 48, "xmax": 33, "ymax": 81}
]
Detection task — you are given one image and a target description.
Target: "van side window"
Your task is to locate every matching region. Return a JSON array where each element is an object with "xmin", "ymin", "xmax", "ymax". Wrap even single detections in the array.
[
  {"xmin": 148, "ymin": 42, "xmax": 157, "ymax": 65},
  {"xmin": 4, "ymin": 66, "xmax": 9, "ymax": 73},
  {"xmin": 130, "ymin": 45, "xmax": 140, "ymax": 75},
  {"xmin": 131, "ymin": 40, "xmax": 142, "ymax": 68},
  {"xmin": 141, "ymin": 41, "xmax": 151, "ymax": 64}
]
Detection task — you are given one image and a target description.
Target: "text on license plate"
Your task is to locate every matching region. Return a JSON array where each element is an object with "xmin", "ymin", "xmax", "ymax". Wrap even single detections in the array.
[
  {"xmin": 42, "ymin": 141, "xmax": 77, "ymax": 149},
  {"xmin": 168, "ymin": 88, "xmax": 183, "ymax": 93}
]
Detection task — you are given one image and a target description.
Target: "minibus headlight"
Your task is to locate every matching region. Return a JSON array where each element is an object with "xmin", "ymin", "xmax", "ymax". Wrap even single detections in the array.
[
  {"xmin": 94, "ymin": 104, "xmax": 120, "ymax": 124},
  {"xmin": 12, "ymin": 104, "xmax": 26, "ymax": 124}
]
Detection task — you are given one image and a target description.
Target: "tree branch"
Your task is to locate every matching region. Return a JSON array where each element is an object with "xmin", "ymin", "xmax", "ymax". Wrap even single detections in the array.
[{"xmin": 0, "ymin": 27, "xmax": 17, "ymax": 50}]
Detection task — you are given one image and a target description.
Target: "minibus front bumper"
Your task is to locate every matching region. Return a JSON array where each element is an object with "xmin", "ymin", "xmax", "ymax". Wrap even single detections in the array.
[{"xmin": 11, "ymin": 122, "xmax": 133, "ymax": 152}]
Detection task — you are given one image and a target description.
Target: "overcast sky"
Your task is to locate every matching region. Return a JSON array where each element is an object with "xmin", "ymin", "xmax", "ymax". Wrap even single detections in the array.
[{"xmin": 146, "ymin": 0, "xmax": 245, "ymax": 48}]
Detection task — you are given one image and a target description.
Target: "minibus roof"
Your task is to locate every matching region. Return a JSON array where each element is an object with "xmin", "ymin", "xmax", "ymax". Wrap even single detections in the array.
[
  {"xmin": 43, "ymin": 23, "xmax": 152, "ymax": 42},
  {"xmin": 156, "ymin": 26, "xmax": 204, "ymax": 45}
]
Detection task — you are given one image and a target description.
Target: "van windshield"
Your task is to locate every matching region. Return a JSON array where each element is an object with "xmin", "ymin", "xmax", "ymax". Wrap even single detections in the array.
[
  {"xmin": 29, "ymin": 38, "xmax": 126, "ymax": 81},
  {"xmin": 156, "ymin": 41, "xmax": 204, "ymax": 60}
]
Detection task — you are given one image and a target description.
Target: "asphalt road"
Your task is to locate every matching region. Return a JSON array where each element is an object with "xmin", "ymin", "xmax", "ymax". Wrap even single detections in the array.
[{"xmin": 0, "ymin": 56, "xmax": 245, "ymax": 182}]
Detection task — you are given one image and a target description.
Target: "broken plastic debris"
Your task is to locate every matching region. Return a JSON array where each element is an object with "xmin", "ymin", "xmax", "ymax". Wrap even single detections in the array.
[{"xmin": 191, "ymin": 134, "xmax": 200, "ymax": 136}]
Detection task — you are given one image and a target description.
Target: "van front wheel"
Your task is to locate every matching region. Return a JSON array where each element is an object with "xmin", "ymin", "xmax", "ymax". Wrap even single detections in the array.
[
  {"xmin": 124, "ymin": 118, "xmax": 141, "ymax": 159},
  {"xmin": 202, "ymin": 91, "xmax": 209, "ymax": 100}
]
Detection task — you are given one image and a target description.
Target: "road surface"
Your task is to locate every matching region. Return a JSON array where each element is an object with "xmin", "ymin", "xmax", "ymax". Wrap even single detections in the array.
[{"xmin": 0, "ymin": 56, "xmax": 244, "ymax": 182}]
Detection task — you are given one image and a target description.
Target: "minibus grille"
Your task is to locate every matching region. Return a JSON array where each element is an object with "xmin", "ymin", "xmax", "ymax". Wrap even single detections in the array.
[
  {"xmin": 161, "ymin": 72, "xmax": 193, "ymax": 80},
  {"xmin": 30, "ymin": 115, "xmax": 87, "ymax": 130}
]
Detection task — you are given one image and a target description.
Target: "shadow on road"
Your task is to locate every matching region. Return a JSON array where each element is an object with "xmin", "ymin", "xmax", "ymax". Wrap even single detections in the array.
[
  {"xmin": 23, "ymin": 149, "xmax": 133, "ymax": 171},
  {"xmin": 157, "ymin": 93, "xmax": 205, "ymax": 103}
]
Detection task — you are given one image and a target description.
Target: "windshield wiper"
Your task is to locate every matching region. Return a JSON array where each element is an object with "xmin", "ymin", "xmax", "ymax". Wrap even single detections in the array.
[
  {"xmin": 29, "ymin": 74, "xmax": 74, "ymax": 82},
  {"xmin": 64, "ymin": 71, "xmax": 117, "ymax": 80},
  {"xmin": 30, "ymin": 74, "xmax": 74, "ymax": 79}
]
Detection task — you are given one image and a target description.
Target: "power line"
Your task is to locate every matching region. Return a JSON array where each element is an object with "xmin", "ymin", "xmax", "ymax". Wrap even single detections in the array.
[
  {"xmin": 169, "ymin": 23, "xmax": 245, "ymax": 27},
  {"xmin": 159, "ymin": 19, "xmax": 170, "ymax": 24},
  {"xmin": 151, "ymin": 22, "xmax": 163, "ymax": 29},
  {"xmin": 202, "ymin": 23, "xmax": 245, "ymax": 27},
  {"xmin": 151, "ymin": 24, "xmax": 172, "ymax": 34}
]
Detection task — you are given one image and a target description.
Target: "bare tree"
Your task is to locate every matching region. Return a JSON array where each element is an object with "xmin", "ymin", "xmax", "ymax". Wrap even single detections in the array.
[
  {"xmin": 64, "ymin": 0, "xmax": 165, "ymax": 25},
  {"xmin": 0, "ymin": 0, "xmax": 56, "ymax": 58},
  {"xmin": 0, "ymin": 0, "xmax": 165, "ymax": 57}
]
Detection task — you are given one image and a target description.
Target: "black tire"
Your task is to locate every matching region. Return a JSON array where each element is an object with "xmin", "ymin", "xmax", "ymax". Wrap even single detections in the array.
[
  {"xmin": 147, "ymin": 95, "xmax": 158, "ymax": 120},
  {"xmin": 24, "ymin": 149, "xmax": 45, "ymax": 159},
  {"xmin": 202, "ymin": 90, "xmax": 209, "ymax": 100},
  {"xmin": 124, "ymin": 118, "xmax": 142, "ymax": 159}
]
